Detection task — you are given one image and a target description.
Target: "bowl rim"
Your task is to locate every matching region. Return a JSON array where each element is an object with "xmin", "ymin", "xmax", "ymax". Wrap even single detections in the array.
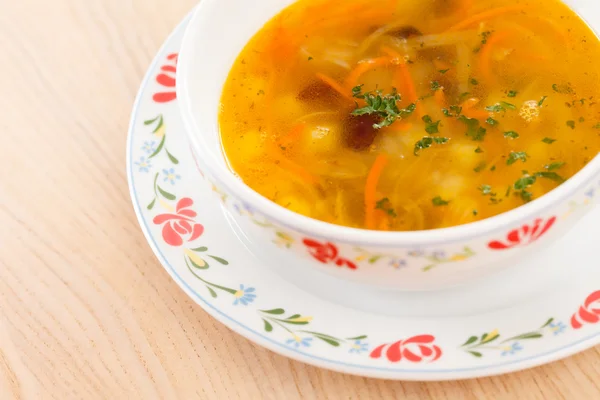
[{"xmin": 177, "ymin": 0, "xmax": 600, "ymax": 247}]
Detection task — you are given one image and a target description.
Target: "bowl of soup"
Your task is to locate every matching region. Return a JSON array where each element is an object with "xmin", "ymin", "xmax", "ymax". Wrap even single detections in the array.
[{"xmin": 178, "ymin": 0, "xmax": 600, "ymax": 290}]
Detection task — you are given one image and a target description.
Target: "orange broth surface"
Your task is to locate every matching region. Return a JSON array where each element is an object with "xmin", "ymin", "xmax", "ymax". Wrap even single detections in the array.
[{"xmin": 219, "ymin": 0, "xmax": 600, "ymax": 231}]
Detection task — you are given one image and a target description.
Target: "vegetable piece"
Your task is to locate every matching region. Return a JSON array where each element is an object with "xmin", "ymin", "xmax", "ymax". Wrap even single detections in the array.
[
  {"xmin": 351, "ymin": 86, "xmax": 415, "ymax": 129},
  {"xmin": 389, "ymin": 25, "xmax": 423, "ymax": 39},
  {"xmin": 345, "ymin": 57, "xmax": 392, "ymax": 91},
  {"xmin": 422, "ymin": 115, "xmax": 441, "ymax": 134},
  {"xmin": 414, "ymin": 137, "xmax": 449, "ymax": 155},
  {"xmin": 432, "ymin": 196, "xmax": 450, "ymax": 206},
  {"xmin": 479, "ymin": 30, "xmax": 514, "ymax": 83},
  {"xmin": 298, "ymin": 80, "xmax": 341, "ymax": 103},
  {"xmin": 315, "ymin": 73, "xmax": 351, "ymax": 100},
  {"xmin": 365, "ymin": 155, "xmax": 389, "ymax": 229},
  {"xmin": 446, "ymin": 5, "xmax": 529, "ymax": 32},
  {"xmin": 506, "ymin": 151, "xmax": 529, "ymax": 165},
  {"xmin": 343, "ymin": 114, "xmax": 380, "ymax": 150},
  {"xmin": 458, "ymin": 115, "xmax": 487, "ymax": 141}
]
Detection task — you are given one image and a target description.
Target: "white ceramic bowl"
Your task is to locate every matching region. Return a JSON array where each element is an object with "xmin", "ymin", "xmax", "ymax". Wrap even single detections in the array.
[{"xmin": 178, "ymin": 0, "xmax": 600, "ymax": 290}]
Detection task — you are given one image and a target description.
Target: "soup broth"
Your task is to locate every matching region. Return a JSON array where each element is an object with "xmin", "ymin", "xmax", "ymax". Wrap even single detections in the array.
[{"xmin": 219, "ymin": 0, "xmax": 600, "ymax": 231}]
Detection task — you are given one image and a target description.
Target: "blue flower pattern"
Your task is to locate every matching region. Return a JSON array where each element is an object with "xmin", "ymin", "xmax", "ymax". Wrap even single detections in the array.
[
  {"xmin": 135, "ymin": 156, "xmax": 152, "ymax": 173},
  {"xmin": 142, "ymin": 141, "xmax": 157, "ymax": 155},
  {"xmin": 549, "ymin": 321, "xmax": 567, "ymax": 336},
  {"xmin": 233, "ymin": 284, "xmax": 256, "ymax": 306},
  {"xmin": 286, "ymin": 337, "xmax": 313, "ymax": 348},
  {"xmin": 349, "ymin": 340, "xmax": 369, "ymax": 354},
  {"xmin": 163, "ymin": 168, "xmax": 181, "ymax": 185},
  {"xmin": 501, "ymin": 342, "xmax": 523, "ymax": 356}
]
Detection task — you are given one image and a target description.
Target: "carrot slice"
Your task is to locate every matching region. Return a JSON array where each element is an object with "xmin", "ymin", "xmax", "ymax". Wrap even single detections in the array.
[
  {"xmin": 479, "ymin": 30, "xmax": 513, "ymax": 83},
  {"xmin": 398, "ymin": 62, "xmax": 424, "ymax": 118},
  {"xmin": 278, "ymin": 123, "xmax": 306, "ymax": 149},
  {"xmin": 434, "ymin": 88, "xmax": 447, "ymax": 107},
  {"xmin": 365, "ymin": 154, "xmax": 389, "ymax": 230},
  {"xmin": 315, "ymin": 73, "xmax": 352, "ymax": 100},
  {"xmin": 461, "ymin": 97, "xmax": 481, "ymax": 111},
  {"xmin": 446, "ymin": 5, "xmax": 528, "ymax": 32}
]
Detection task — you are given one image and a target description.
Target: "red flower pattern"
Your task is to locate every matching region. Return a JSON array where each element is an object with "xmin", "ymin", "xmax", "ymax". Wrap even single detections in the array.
[
  {"xmin": 153, "ymin": 198, "xmax": 204, "ymax": 246},
  {"xmin": 488, "ymin": 216, "xmax": 557, "ymax": 250},
  {"xmin": 153, "ymin": 53, "xmax": 178, "ymax": 103},
  {"xmin": 370, "ymin": 335, "xmax": 442, "ymax": 363},
  {"xmin": 571, "ymin": 290, "xmax": 600, "ymax": 329},
  {"xmin": 302, "ymin": 239, "xmax": 357, "ymax": 270}
]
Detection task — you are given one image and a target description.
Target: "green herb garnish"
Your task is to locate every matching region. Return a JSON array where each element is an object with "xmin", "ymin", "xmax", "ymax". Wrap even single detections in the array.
[
  {"xmin": 475, "ymin": 147, "xmax": 484, "ymax": 153},
  {"xmin": 485, "ymin": 101, "xmax": 516, "ymax": 113},
  {"xmin": 566, "ymin": 120, "xmax": 576, "ymax": 129},
  {"xmin": 474, "ymin": 161, "xmax": 487, "ymax": 173},
  {"xmin": 552, "ymin": 83, "xmax": 573, "ymax": 94},
  {"xmin": 375, "ymin": 198, "xmax": 397, "ymax": 217},
  {"xmin": 507, "ymin": 151, "xmax": 529, "ymax": 166},
  {"xmin": 439, "ymin": 69, "xmax": 450, "ymax": 74},
  {"xmin": 432, "ymin": 196, "xmax": 450, "ymax": 206},
  {"xmin": 351, "ymin": 85, "xmax": 415, "ymax": 129},
  {"xmin": 538, "ymin": 96, "xmax": 548, "ymax": 106},
  {"xmin": 422, "ymin": 115, "xmax": 441, "ymax": 134},
  {"xmin": 307, "ymin": 56, "xmax": 313, "ymax": 61},
  {"xmin": 414, "ymin": 137, "xmax": 450, "ymax": 155},
  {"xmin": 542, "ymin": 137, "xmax": 556, "ymax": 144},
  {"xmin": 545, "ymin": 162, "xmax": 565, "ymax": 171},
  {"xmin": 442, "ymin": 105, "xmax": 463, "ymax": 117},
  {"xmin": 504, "ymin": 131, "xmax": 520, "ymax": 139},
  {"xmin": 431, "ymin": 81, "xmax": 442, "ymax": 91},
  {"xmin": 458, "ymin": 115, "xmax": 487, "ymax": 141},
  {"xmin": 508, "ymin": 90, "xmax": 518, "ymax": 98},
  {"xmin": 479, "ymin": 185, "xmax": 495, "ymax": 196},
  {"xmin": 470, "ymin": 78, "xmax": 479, "ymax": 86},
  {"xmin": 486, "ymin": 117, "xmax": 498, "ymax": 126}
]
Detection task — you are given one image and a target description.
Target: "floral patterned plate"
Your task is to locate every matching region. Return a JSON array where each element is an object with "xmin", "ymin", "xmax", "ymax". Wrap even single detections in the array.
[{"xmin": 127, "ymin": 14, "xmax": 600, "ymax": 381}]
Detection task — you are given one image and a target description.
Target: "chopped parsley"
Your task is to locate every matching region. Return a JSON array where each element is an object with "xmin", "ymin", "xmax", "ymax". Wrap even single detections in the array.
[
  {"xmin": 507, "ymin": 151, "xmax": 529, "ymax": 165},
  {"xmin": 475, "ymin": 147, "xmax": 484, "ymax": 153},
  {"xmin": 538, "ymin": 96, "xmax": 548, "ymax": 106},
  {"xmin": 459, "ymin": 92, "xmax": 472, "ymax": 102},
  {"xmin": 458, "ymin": 115, "xmax": 487, "ymax": 141},
  {"xmin": 594, "ymin": 123, "xmax": 600, "ymax": 129},
  {"xmin": 542, "ymin": 137, "xmax": 556, "ymax": 144},
  {"xmin": 479, "ymin": 185, "xmax": 495, "ymax": 196},
  {"xmin": 566, "ymin": 120, "xmax": 576, "ymax": 129},
  {"xmin": 432, "ymin": 196, "xmax": 450, "ymax": 206},
  {"xmin": 474, "ymin": 161, "xmax": 487, "ymax": 173},
  {"xmin": 485, "ymin": 101, "xmax": 516, "ymax": 113},
  {"xmin": 439, "ymin": 68, "xmax": 450, "ymax": 74},
  {"xmin": 552, "ymin": 83, "xmax": 573, "ymax": 94},
  {"xmin": 422, "ymin": 115, "xmax": 441, "ymax": 134},
  {"xmin": 307, "ymin": 56, "xmax": 313, "ymax": 61},
  {"xmin": 504, "ymin": 131, "xmax": 520, "ymax": 139},
  {"xmin": 414, "ymin": 137, "xmax": 449, "ymax": 155},
  {"xmin": 375, "ymin": 198, "xmax": 397, "ymax": 217},
  {"xmin": 442, "ymin": 105, "xmax": 463, "ymax": 117},
  {"xmin": 508, "ymin": 90, "xmax": 518, "ymax": 98},
  {"xmin": 545, "ymin": 162, "xmax": 565, "ymax": 171},
  {"xmin": 480, "ymin": 31, "xmax": 492, "ymax": 44},
  {"xmin": 579, "ymin": 117, "xmax": 586, "ymax": 123},
  {"xmin": 473, "ymin": 209, "xmax": 479, "ymax": 216},
  {"xmin": 351, "ymin": 85, "xmax": 415, "ymax": 129},
  {"xmin": 513, "ymin": 163, "xmax": 566, "ymax": 202},
  {"xmin": 490, "ymin": 165, "xmax": 497, "ymax": 171},
  {"xmin": 431, "ymin": 81, "xmax": 442, "ymax": 91},
  {"xmin": 486, "ymin": 117, "xmax": 499, "ymax": 126},
  {"xmin": 470, "ymin": 78, "xmax": 479, "ymax": 86}
]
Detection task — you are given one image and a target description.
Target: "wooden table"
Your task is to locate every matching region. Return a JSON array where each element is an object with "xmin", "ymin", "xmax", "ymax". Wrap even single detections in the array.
[{"xmin": 2, "ymin": 0, "xmax": 600, "ymax": 398}]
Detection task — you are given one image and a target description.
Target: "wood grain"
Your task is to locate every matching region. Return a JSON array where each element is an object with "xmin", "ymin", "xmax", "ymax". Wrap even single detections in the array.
[{"xmin": 1, "ymin": 0, "xmax": 599, "ymax": 398}]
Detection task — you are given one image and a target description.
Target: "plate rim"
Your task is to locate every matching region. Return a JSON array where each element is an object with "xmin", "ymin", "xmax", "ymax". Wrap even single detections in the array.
[{"xmin": 126, "ymin": 12, "xmax": 600, "ymax": 381}]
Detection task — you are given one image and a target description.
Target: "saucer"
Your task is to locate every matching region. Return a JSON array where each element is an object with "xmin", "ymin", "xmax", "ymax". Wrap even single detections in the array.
[{"xmin": 127, "ymin": 13, "xmax": 600, "ymax": 381}]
